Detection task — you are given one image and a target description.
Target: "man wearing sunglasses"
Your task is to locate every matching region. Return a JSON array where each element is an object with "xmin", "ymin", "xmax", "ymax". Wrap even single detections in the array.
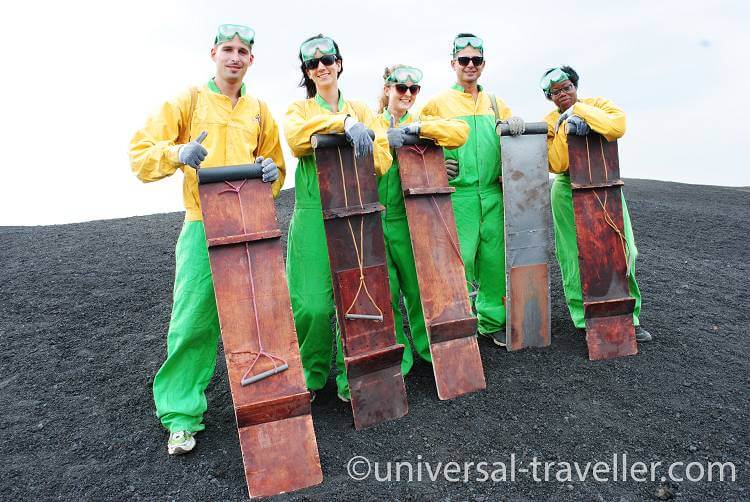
[
  {"xmin": 420, "ymin": 33, "xmax": 525, "ymax": 348},
  {"xmin": 129, "ymin": 24, "xmax": 286, "ymax": 456}
]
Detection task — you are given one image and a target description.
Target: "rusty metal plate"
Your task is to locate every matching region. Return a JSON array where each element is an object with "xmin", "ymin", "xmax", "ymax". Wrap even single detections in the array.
[
  {"xmin": 585, "ymin": 315, "xmax": 637, "ymax": 361},
  {"xmin": 500, "ymin": 129, "xmax": 552, "ymax": 351}
]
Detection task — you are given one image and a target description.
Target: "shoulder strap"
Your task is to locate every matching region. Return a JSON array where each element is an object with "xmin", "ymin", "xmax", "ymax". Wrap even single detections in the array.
[
  {"xmin": 489, "ymin": 93, "xmax": 500, "ymax": 123},
  {"xmin": 178, "ymin": 86, "xmax": 199, "ymax": 145}
]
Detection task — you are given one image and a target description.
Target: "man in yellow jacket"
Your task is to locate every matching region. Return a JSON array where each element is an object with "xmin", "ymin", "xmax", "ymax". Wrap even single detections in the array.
[
  {"xmin": 129, "ymin": 24, "xmax": 286, "ymax": 455},
  {"xmin": 541, "ymin": 65, "xmax": 652, "ymax": 343},
  {"xmin": 420, "ymin": 33, "xmax": 525, "ymax": 347}
]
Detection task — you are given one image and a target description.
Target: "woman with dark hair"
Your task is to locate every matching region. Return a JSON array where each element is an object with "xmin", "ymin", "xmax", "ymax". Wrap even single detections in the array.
[
  {"xmin": 284, "ymin": 35, "xmax": 393, "ymax": 402},
  {"xmin": 540, "ymin": 65, "xmax": 652, "ymax": 342},
  {"xmin": 376, "ymin": 64, "xmax": 469, "ymax": 369}
]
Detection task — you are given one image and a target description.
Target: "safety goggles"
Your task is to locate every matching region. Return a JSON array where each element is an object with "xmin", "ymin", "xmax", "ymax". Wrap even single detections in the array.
[
  {"xmin": 303, "ymin": 54, "xmax": 338, "ymax": 70},
  {"xmin": 456, "ymin": 56, "xmax": 484, "ymax": 67},
  {"xmin": 214, "ymin": 24, "xmax": 255, "ymax": 47},
  {"xmin": 540, "ymin": 67, "xmax": 571, "ymax": 93},
  {"xmin": 393, "ymin": 84, "xmax": 421, "ymax": 95},
  {"xmin": 385, "ymin": 66, "xmax": 423, "ymax": 85},
  {"xmin": 300, "ymin": 37, "xmax": 337, "ymax": 61},
  {"xmin": 453, "ymin": 35, "xmax": 483, "ymax": 54}
]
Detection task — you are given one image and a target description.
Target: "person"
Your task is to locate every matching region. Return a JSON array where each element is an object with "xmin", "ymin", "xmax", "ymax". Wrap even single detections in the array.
[
  {"xmin": 284, "ymin": 35, "xmax": 397, "ymax": 403},
  {"xmin": 540, "ymin": 65, "xmax": 652, "ymax": 342},
  {"xmin": 376, "ymin": 64, "xmax": 469, "ymax": 366},
  {"xmin": 129, "ymin": 24, "xmax": 286, "ymax": 455},
  {"xmin": 420, "ymin": 33, "xmax": 525, "ymax": 347}
]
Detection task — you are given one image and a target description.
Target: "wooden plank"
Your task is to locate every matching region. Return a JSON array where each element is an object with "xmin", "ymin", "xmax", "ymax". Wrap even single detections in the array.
[
  {"xmin": 567, "ymin": 133, "xmax": 638, "ymax": 360},
  {"xmin": 312, "ymin": 136, "xmax": 408, "ymax": 429},
  {"xmin": 396, "ymin": 141, "xmax": 486, "ymax": 400},
  {"xmin": 199, "ymin": 176, "xmax": 322, "ymax": 498}
]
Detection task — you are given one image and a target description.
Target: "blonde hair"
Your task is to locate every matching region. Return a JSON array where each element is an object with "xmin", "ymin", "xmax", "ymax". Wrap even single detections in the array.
[{"xmin": 377, "ymin": 64, "xmax": 409, "ymax": 113}]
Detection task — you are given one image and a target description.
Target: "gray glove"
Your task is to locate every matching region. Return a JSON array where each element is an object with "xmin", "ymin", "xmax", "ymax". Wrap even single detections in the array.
[
  {"xmin": 255, "ymin": 156, "xmax": 279, "ymax": 183},
  {"xmin": 566, "ymin": 115, "xmax": 590, "ymax": 136},
  {"xmin": 401, "ymin": 122, "xmax": 420, "ymax": 135},
  {"xmin": 387, "ymin": 127, "xmax": 407, "ymax": 149},
  {"xmin": 178, "ymin": 131, "xmax": 208, "ymax": 169},
  {"xmin": 555, "ymin": 107, "xmax": 574, "ymax": 132},
  {"xmin": 445, "ymin": 158, "xmax": 459, "ymax": 180},
  {"xmin": 344, "ymin": 118, "xmax": 374, "ymax": 158},
  {"xmin": 505, "ymin": 116, "xmax": 526, "ymax": 136}
]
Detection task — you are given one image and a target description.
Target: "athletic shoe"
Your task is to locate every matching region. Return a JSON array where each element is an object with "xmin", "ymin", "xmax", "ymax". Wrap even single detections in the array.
[
  {"xmin": 635, "ymin": 326, "xmax": 653, "ymax": 343},
  {"xmin": 480, "ymin": 330, "xmax": 506, "ymax": 347},
  {"xmin": 167, "ymin": 430, "xmax": 196, "ymax": 455}
]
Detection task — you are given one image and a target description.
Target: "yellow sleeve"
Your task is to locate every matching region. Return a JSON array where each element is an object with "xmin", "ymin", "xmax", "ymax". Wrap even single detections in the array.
[
  {"xmin": 495, "ymin": 96, "xmax": 513, "ymax": 121},
  {"xmin": 283, "ymin": 100, "xmax": 348, "ymax": 158},
  {"xmin": 572, "ymin": 98, "xmax": 626, "ymax": 141},
  {"xmin": 129, "ymin": 90, "xmax": 191, "ymax": 183},
  {"xmin": 256, "ymin": 100, "xmax": 286, "ymax": 198},
  {"xmin": 417, "ymin": 114, "xmax": 469, "ymax": 149},
  {"xmin": 354, "ymin": 103, "xmax": 393, "ymax": 176},
  {"xmin": 545, "ymin": 112, "xmax": 569, "ymax": 174}
]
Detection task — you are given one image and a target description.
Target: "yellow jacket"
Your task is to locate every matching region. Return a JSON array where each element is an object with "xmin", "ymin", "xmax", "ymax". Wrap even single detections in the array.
[
  {"xmin": 544, "ymin": 97, "xmax": 626, "ymax": 174},
  {"xmin": 284, "ymin": 93, "xmax": 392, "ymax": 208},
  {"xmin": 129, "ymin": 81, "xmax": 286, "ymax": 221}
]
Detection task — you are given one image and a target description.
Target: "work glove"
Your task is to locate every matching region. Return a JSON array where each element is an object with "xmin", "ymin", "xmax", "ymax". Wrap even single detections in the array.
[
  {"xmin": 504, "ymin": 116, "xmax": 526, "ymax": 136},
  {"xmin": 565, "ymin": 115, "xmax": 590, "ymax": 136},
  {"xmin": 386, "ymin": 115, "xmax": 406, "ymax": 149},
  {"xmin": 445, "ymin": 158, "xmax": 459, "ymax": 180},
  {"xmin": 555, "ymin": 107, "xmax": 574, "ymax": 132},
  {"xmin": 255, "ymin": 156, "xmax": 279, "ymax": 183},
  {"xmin": 344, "ymin": 117, "xmax": 374, "ymax": 158},
  {"xmin": 401, "ymin": 122, "xmax": 421, "ymax": 135},
  {"xmin": 178, "ymin": 131, "xmax": 208, "ymax": 169}
]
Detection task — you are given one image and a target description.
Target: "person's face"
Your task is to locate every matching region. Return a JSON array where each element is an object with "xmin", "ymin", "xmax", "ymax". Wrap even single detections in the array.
[
  {"xmin": 385, "ymin": 78, "xmax": 419, "ymax": 116},
  {"xmin": 549, "ymin": 79, "xmax": 578, "ymax": 111},
  {"xmin": 210, "ymin": 35, "xmax": 253, "ymax": 83},
  {"xmin": 451, "ymin": 46, "xmax": 484, "ymax": 86},
  {"xmin": 305, "ymin": 49, "xmax": 341, "ymax": 91}
]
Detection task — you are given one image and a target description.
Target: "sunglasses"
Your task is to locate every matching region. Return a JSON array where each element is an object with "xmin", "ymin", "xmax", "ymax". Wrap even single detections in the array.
[
  {"xmin": 456, "ymin": 56, "xmax": 484, "ymax": 67},
  {"xmin": 214, "ymin": 24, "xmax": 255, "ymax": 47},
  {"xmin": 393, "ymin": 84, "xmax": 421, "ymax": 95},
  {"xmin": 303, "ymin": 54, "xmax": 338, "ymax": 70}
]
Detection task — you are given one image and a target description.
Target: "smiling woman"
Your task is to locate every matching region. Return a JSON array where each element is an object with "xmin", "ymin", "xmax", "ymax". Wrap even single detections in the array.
[{"xmin": 283, "ymin": 34, "xmax": 393, "ymax": 403}]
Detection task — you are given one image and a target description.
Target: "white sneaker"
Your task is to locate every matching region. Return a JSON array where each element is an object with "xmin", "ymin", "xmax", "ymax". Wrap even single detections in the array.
[{"xmin": 167, "ymin": 430, "xmax": 196, "ymax": 455}]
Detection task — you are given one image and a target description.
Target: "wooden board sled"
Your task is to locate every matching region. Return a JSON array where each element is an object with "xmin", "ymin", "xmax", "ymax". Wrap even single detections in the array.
[
  {"xmin": 567, "ymin": 133, "xmax": 638, "ymax": 361},
  {"xmin": 395, "ymin": 136, "xmax": 485, "ymax": 400},
  {"xmin": 198, "ymin": 164, "xmax": 323, "ymax": 498},
  {"xmin": 311, "ymin": 134, "xmax": 408, "ymax": 430},
  {"xmin": 497, "ymin": 122, "xmax": 552, "ymax": 351}
]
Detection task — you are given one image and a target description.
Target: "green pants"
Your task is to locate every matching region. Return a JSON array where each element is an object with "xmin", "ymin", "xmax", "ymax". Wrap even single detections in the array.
[
  {"xmin": 383, "ymin": 214, "xmax": 429, "ymax": 364},
  {"xmin": 153, "ymin": 221, "xmax": 220, "ymax": 433},
  {"xmin": 452, "ymin": 189, "xmax": 506, "ymax": 334},
  {"xmin": 550, "ymin": 175, "xmax": 642, "ymax": 328}
]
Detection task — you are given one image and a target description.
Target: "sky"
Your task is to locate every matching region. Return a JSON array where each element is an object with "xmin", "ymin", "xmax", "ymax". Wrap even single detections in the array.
[{"xmin": 0, "ymin": 0, "xmax": 747, "ymax": 225}]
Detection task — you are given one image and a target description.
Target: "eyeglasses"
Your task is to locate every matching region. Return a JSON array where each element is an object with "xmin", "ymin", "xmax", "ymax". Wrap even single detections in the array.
[
  {"xmin": 214, "ymin": 24, "xmax": 255, "ymax": 47},
  {"xmin": 300, "ymin": 37, "xmax": 337, "ymax": 61},
  {"xmin": 549, "ymin": 83, "xmax": 575, "ymax": 97},
  {"xmin": 453, "ymin": 36, "xmax": 483, "ymax": 54},
  {"xmin": 303, "ymin": 54, "xmax": 338, "ymax": 70},
  {"xmin": 386, "ymin": 66, "xmax": 423, "ymax": 84},
  {"xmin": 540, "ymin": 67, "xmax": 570, "ymax": 93},
  {"xmin": 456, "ymin": 56, "xmax": 484, "ymax": 67},
  {"xmin": 392, "ymin": 84, "xmax": 421, "ymax": 95}
]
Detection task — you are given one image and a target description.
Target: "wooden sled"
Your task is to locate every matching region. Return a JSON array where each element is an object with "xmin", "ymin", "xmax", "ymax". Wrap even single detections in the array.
[
  {"xmin": 567, "ymin": 132, "xmax": 638, "ymax": 361},
  {"xmin": 198, "ymin": 164, "xmax": 323, "ymax": 498},
  {"xmin": 311, "ymin": 134, "xmax": 408, "ymax": 430},
  {"xmin": 394, "ymin": 136, "xmax": 485, "ymax": 400},
  {"xmin": 497, "ymin": 122, "xmax": 552, "ymax": 351}
]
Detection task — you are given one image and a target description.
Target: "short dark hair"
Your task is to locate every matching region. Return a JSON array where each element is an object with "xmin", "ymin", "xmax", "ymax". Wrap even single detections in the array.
[
  {"xmin": 543, "ymin": 65, "xmax": 579, "ymax": 99},
  {"xmin": 298, "ymin": 34, "xmax": 344, "ymax": 99}
]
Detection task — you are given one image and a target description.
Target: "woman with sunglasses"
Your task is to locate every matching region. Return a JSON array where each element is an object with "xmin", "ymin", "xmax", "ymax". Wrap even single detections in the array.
[
  {"xmin": 541, "ymin": 65, "xmax": 652, "ymax": 343},
  {"xmin": 284, "ymin": 35, "xmax": 393, "ymax": 402},
  {"xmin": 376, "ymin": 65, "xmax": 469, "ymax": 369}
]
